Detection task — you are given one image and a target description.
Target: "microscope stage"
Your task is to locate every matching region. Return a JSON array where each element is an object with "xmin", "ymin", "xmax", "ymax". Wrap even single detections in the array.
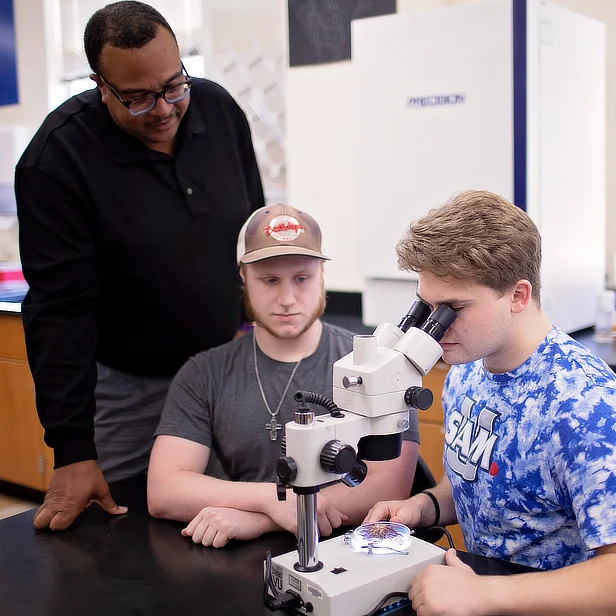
[{"xmin": 269, "ymin": 533, "xmax": 445, "ymax": 615}]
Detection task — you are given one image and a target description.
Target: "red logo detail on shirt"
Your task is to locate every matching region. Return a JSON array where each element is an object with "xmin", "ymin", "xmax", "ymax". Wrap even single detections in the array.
[{"xmin": 489, "ymin": 462, "xmax": 499, "ymax": 476}]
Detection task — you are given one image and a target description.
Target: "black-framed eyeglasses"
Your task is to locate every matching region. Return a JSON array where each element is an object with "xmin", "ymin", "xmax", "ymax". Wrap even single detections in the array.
[{"xmin": 98, "ymin": 62, "xmax": 192, "ymax": 116}]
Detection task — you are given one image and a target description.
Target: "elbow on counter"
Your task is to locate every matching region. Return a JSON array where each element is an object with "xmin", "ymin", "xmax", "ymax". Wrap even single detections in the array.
[
  {"xmin": 147, "ymin": 479, "xmax": 200, "ymax": 525},
  {"xmin": 146, "ymin": 477, "xmax": 173, "ymax": 520}
]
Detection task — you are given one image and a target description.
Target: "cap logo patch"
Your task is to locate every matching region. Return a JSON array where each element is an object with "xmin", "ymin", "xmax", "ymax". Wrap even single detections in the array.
[{"xmin": 264, "ymin": 215, "xmax": 305, "ymax": 242}]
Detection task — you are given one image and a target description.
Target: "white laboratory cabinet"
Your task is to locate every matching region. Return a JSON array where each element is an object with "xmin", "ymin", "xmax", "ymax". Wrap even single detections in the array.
[{"xmin": 352, "ymin": 0, "xmax": 606, "ymax": 333}]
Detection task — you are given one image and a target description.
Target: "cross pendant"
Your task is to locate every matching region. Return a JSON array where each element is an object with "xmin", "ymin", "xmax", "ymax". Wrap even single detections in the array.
[{"xmin": 266, "ymin": 418, "xmax": 282, "ymax": 441}]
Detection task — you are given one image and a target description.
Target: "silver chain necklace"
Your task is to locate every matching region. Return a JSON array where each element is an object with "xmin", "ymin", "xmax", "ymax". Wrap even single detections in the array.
[{"xmin": 253, "ymin": 332, "xmax": 303, "ymax": 441}]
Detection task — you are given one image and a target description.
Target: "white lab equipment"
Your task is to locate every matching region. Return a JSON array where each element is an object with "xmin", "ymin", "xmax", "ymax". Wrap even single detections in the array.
[{"xmin": 264, "ymin": 301, "xmax": 456, "ymax": 616}]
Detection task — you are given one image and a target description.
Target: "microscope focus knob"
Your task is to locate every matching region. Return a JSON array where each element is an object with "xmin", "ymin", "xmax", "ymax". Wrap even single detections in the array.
[
  {"xmin": 404, "ymin": 386, "xmax": 434, "ymax": 410},
  {"xmin": 320, "ymin": 440, "xmax": 356, "ymax": 474},
  {"xmin": 276, "ymin": 456, "xmax": 298, "ymax": 484}
]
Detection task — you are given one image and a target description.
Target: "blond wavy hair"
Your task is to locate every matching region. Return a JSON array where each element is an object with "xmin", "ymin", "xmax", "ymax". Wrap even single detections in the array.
[{"xmin": 396, "ymin": 190, "xmax": 542, "ymax": 302}]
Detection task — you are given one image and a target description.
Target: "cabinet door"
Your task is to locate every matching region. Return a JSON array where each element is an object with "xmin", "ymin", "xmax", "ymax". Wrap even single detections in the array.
[
  {"xmin": 420, "ymin": 361, "xmax": 449, "ymax": 423},
  {"xmin": 418, "ymin": 362, "xmax": 467, "ymax": 549},
  {"xmin": 436, "ymin": 523, "xmax": 466, "ymax": 551},
  {"xmin": 417, "ymin": 360, "xmax": 449, "ymax": 480},
  {"xmin": 418, "ymin": 421, "xmax": 446, "ymax": 483},
  {"xmin": 0, "ymin": 359, "xmax": 52, "ymax": 490},
  {"xmin": 0, "ymin": 314, "xmax": 27, "ymax": 360},
  {"xmin": 418, "ymin": 424, "xmax": 467, "ymax": 550}
]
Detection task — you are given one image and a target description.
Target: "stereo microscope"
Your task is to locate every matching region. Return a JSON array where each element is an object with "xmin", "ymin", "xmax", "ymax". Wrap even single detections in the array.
[{"xmin": 265, "ymin": 300, "xmax": 456, "ymax": 616}]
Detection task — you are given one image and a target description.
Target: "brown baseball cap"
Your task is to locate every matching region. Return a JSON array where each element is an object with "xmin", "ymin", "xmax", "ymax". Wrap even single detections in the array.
[{"xmin": 237, "ymin": 204, "xmax": 330, "ymax": 265}]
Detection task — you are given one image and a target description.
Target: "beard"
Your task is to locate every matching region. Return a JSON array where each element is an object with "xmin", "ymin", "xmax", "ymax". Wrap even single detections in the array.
[{"xmin": 243, "ymin": 282, "xmax": 327, "ymax": 340}]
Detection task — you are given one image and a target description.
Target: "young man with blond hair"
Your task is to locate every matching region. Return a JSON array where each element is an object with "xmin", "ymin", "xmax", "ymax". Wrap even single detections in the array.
[
  {"xmin": 366, "ymin": 190, "xmax": 616, "ymax": 615},
  {"xmin": 148, "ymin": 205, "xmax": 419, "ymax": 547}
]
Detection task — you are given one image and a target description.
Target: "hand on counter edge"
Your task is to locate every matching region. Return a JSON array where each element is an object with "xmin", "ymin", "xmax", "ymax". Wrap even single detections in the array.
[{"xmin": 33, "ymin": 460, "xmax": 128, "ymax": 531}]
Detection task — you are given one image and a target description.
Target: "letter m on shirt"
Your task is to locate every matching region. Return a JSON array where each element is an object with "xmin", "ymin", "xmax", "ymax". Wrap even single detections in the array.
[{"xmin": 445, "ymin": 397, "xmax": 500, "ymax": 481}]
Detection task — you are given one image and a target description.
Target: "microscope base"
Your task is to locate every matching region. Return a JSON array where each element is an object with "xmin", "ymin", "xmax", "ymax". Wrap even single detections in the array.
[{"xmin": 268, "ymin": 534, "xmax": 445, "ymax": 615}]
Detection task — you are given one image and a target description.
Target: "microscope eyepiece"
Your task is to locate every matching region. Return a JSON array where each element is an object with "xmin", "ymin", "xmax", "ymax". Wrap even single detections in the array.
[
  {"xmin": 397, "ymin": 300, "xmax": 432, "ymax": 333},
  {"xmin": 420, "ymin": 304, "xmax": 457, "ymax": 342}
]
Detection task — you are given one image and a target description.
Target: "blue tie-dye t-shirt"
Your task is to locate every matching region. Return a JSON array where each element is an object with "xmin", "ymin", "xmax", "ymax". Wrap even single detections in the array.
[{"xmin": 442, "ymin": 326, "xmax": 616, "ymax": 570}]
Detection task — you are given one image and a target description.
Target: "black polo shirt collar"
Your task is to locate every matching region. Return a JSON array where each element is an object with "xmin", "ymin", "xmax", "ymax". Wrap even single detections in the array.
[{"xmin": 93, "ymin": 85, "xmax": 207, "ymax": 164}]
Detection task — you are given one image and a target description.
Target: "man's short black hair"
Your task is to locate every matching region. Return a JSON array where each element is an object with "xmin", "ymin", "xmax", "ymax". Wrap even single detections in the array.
[{"xmin": 84, "ymin": 1, "xmax": 177, "ymax": 74}]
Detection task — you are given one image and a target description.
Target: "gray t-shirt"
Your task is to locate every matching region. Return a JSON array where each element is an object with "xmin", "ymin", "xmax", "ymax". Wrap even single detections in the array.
[{"xmin": 156, "ymin": 322, "xmax": 420, "ymax": 482}]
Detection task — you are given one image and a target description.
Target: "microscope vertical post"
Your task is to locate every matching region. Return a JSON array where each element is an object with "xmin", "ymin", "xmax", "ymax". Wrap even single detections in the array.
[
  {"xmin": 296, "ymin": 491, "xmax": 321, "ymax": 571},
  {"xmin": 293, "ymin": 407, "xmax": 323, "ymax": 572}
]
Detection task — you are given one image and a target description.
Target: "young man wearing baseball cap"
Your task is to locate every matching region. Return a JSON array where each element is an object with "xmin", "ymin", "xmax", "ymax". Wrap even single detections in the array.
[{"xmin": 147, "ymin": 205, "xmax": 419, "ymax": 547}]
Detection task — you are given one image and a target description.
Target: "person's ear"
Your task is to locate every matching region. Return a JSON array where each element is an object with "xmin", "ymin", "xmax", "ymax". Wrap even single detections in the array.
[
  {"xmin": 239, "ymin": 266, "xmax": 246, "ymax": 284},
  {"xmin": 510, "ymin": 280, "xmax": 533, "ymax": 313},
  {"xmin": 91, "ymin": 74, "xmax": 109, "ymax": 104}
]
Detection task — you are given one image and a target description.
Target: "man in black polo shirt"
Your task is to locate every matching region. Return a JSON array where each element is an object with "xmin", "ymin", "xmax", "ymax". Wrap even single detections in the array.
[{"xmin": 15, "ymin": 1, "xmax": 264, "ymax": 531}]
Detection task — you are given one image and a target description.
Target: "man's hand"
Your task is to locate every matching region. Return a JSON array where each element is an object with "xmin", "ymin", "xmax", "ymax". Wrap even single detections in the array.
[
  {"xmin": 267, "ymin": 491, "xmax": 348, "ymax": 537},
  {"xmin": 409, "ymin": 549, "xmax": 496, "ymax": 616},
  {"xmin": 364, "ymin": 497, "xmax": 422, "ymax": 527},
  {"xmin": 33, "ymin": 460, "xmax": 127, "ymax": 531},
  {"xmin": 182, "ymin": 507, "xmax": 271, "ymax": 548}
]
